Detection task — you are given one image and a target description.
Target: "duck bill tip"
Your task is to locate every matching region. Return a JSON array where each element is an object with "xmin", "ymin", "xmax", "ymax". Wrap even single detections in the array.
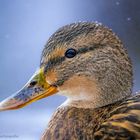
[{"xmin": 0, "ymin": 68, "xmax": 58, "ymax": 111}]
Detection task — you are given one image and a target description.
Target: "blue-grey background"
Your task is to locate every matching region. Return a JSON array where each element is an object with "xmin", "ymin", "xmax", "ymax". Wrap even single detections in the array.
[{"xmin": 0, "ymin": 0, "xmax": 140, "ymax": 139}]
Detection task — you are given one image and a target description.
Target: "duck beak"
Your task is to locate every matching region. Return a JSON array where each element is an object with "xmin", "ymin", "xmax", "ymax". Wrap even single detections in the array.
[{"xmin": 0, "ymin": 68, "xmax": 58, "ymax": 111}]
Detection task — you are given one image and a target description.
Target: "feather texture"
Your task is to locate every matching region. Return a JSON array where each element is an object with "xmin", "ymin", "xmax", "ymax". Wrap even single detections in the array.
[
  {"xmin": 42, "ymin": 93, "xmax": 140, "ymax": 140},
  {"xmin": 94, "ymin": 93, "xmax": 140, "ymax": 140}
]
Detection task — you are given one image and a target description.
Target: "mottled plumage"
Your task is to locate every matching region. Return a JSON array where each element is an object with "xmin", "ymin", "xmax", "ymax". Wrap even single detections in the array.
[{"xmin": 42, "ymin": 93, "xmax": 140, "ymax": 140}]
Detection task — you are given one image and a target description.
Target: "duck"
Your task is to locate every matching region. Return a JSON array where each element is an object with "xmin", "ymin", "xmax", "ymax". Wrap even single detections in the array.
[{"xmin": 0, "ymin": 22, "xmax": 140, "ymax": 140}]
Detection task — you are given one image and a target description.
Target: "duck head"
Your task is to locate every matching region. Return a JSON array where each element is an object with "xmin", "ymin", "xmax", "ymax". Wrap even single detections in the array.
[{"xmin": 0, "ymin": 22, "xmax": 133, "ymax": 110}]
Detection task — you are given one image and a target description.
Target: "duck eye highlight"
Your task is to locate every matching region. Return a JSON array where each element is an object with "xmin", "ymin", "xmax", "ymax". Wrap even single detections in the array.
[{"xmin": 65, "ymin": 48, "xmax": 77, "ymax": 58}]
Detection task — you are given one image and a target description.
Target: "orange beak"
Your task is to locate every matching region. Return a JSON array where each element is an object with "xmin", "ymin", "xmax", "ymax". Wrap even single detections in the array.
[{"xmin": 0, "ymin": 68, "xmax": 58, "ymax": 111}]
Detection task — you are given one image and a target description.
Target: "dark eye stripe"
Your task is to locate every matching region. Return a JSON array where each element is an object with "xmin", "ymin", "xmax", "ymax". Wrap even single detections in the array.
[
  {"xmin": 44, "ymin": 44, "xmax": 101, "ymax": 73},
  {"xmin": 44, "ymin": 56, "xmax": 65, "ymax": 73},
  {"xmin": 78, "ymin": 44, "xmax": 100, "ymax": 54}
]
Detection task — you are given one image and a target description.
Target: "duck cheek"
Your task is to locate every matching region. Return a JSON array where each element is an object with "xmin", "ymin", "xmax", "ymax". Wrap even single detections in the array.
[{"xmin": 45, "ymin": 70, "xmax": 58, "ymax": 85}]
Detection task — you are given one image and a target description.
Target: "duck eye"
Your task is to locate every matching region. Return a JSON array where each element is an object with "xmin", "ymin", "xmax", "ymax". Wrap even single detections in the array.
[{"xmin": 65, "ymin": 48, "xmax": 77, "ymax": 58}]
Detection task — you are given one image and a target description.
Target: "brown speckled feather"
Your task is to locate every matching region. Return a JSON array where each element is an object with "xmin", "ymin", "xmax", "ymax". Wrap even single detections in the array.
[
  {"xmin": 94, "ymin": 93, "xmax": 140, "ymax": 140},
  {"xmin": 42, "ymin": 93, "xmax": 140, "ymax": 140}
]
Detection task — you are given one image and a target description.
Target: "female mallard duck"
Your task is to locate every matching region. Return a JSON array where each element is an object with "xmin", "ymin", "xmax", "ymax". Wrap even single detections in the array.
[{"xmin": 0, "ymin": 22, "xmax": 140, "ymax": 140}]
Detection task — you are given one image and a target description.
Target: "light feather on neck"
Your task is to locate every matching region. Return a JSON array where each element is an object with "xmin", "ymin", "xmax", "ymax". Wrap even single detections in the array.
[{"xmin": 58, "ymin": 75, "xmax": 103, "ymax": 109}]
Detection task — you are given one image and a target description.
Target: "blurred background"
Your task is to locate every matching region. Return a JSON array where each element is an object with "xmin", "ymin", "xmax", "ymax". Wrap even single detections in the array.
[{"xmin": 0, "ymin": 0, "xmax": 140, "ymax": 139}]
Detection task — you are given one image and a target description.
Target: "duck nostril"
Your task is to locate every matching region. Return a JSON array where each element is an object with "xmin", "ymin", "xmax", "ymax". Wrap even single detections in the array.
[{"xmin": 30, "ymin": 81, "xmax": 37, "ymax": 86}]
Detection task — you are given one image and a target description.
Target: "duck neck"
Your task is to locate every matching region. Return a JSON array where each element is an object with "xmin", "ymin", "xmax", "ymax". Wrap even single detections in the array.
[
  {"xmin": 60, "ymin": 99, "xmax": 101, "ymax": 109},
  {"xmin": 60, "ymin": 92, "xmax": 131, "ymax": 109}
]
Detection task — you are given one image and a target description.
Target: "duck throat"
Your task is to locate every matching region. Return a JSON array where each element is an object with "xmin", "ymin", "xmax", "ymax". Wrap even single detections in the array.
[
  {"xmin": 57, "ymin": 75, "xmax": 108, "ymax": 109},
  {"xmin": 61, "ymin": 99, "xmax": 103, "ymax": 109},
  {"xmin": 61, "ymin": 92, "xmax": 130, "ymax": 109},
  {"xmin": 58, "ymin": 74, "xmax": 132, "ymax": 109}
]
